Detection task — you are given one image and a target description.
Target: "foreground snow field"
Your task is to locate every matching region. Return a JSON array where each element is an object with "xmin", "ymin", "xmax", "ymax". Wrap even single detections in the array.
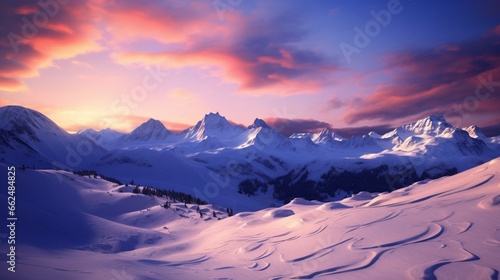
[{"xmin": 1, "ymin": 158, "xmax": 499, "ymax": 279}]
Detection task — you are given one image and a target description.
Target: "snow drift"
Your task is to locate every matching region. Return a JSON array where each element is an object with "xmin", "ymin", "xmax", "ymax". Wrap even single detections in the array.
[{"xmin": 1, "ymin": 157, "xmax": 499, "ymax": 279}]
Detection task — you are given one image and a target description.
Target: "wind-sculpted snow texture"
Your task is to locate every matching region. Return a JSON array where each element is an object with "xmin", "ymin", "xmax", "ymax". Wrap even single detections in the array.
[{"xmin": 1, "ymin": 158, "xmax": 499, "ymax": 279}]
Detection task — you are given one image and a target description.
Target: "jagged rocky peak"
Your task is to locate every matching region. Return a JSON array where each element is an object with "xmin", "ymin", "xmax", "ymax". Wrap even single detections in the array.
[
  {"xmin": 311, "ymin": 128, "xmax": 344, "ymax": 143},
  {"xmin": 195, "ymin": 112, "xmax": 237, "ymax": 132},
  {"xmin": 463, "ymin": 125, "xmax": 486, "ymax": 139},
  {"xmin": 368, "ymin": 131, "xmax": 381, "ymax": 139},
  {"xmin": 185, "ymin": 112, "xmax": 244, "ymax": 140},
  {"xmin": 413, "ymin": 115, "xmax": 452, "ymax": 131},
  {"xmin": 383, "ymin": 115, "xmax": 454, "ymax": 139},
  {"xmin": 201, "ymin": 112, "xmax": 230, "ymax": 127},
  {"xmin": 248, "ymin": 118, "xmax": 270, "ymax": 129}
]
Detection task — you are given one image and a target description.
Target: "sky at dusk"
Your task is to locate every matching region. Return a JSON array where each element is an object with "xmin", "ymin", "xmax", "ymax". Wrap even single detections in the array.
[{"xmin": 1, "ymin": 0, "xmax": 499, "ymax": 136}]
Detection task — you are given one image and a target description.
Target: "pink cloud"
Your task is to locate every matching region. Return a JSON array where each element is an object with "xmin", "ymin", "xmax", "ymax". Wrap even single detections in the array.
[
  {"xmin": 102, "ymin": 1, "xmax": 338, "ymax": 95},
  {"xmin": 345, "ymin": 33, "xmax": 500, "ymax": 125},
  {"xmin": 0, "ymin": 0, "xmax": 102, "ymax": 92},
  {"xmin": 1, "ymin": 1, "xmax": 337, "ymax": 95}
]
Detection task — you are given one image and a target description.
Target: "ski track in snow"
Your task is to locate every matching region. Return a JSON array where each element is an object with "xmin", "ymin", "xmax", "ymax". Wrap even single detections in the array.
[{"xmin": 1, "ymin": 159, "xmax": 500, "ymax": 280}]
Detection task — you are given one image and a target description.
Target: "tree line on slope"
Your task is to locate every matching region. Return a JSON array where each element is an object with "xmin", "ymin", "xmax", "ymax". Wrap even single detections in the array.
[
  {"xmin": 73, "ymin": 169, "xmax": 208, "ymax": 205},
  {"xmin": 238, "ymin": 165, "xmax": 458, "ymax": 204},
  {"xmin": 73, "ymin": 169, "xmax": 123, "ymax": 185},
  {"xmin": 134, "ymin": 185, "xmax": 208, "ymax": 205}
]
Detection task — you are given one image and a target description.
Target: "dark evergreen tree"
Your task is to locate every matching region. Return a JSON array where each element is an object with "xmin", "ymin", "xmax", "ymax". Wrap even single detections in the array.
[{"xmin": 238, "ymin": 178, "xmax": 267, "ymax": 196}]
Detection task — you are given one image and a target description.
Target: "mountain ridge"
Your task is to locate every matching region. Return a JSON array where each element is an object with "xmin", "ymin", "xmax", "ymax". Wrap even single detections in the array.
[{"xmin": 1, "ymin": 105, "xmax": 499, "ymax": 210}]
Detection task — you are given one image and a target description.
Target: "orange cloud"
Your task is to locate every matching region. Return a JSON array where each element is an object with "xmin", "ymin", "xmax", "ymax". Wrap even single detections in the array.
[
  {"xmin": 168, "ymin": 87, "xmax": 195, "ymax": 100},
  {"xmin": 1, "ymin": 0, "xmax": 338, "ymax": 95},
  {"xmin": 113, "ymin": 47, "xmax": 332, "ymax": 96},
  {"xmin": 102, "ymin": 1, "xmax": 338, "ymax": 96},
  {"xmin": 38, "ymin": 108, "xmax": 191, "ymax": 134},
  {"xmin": 0, "ymin": 0, "xmax": 102, "ymax": 92},
  {"xmin": 15, "ymin": 6, "xmax": 38, "ymax": 15},
  {"xmin": 0, "ymin": 98, "xmax": 10, "ymax": 107},
  {"xmin": 96, "ymin": 1, "xmax": 228, "ymax": 46}
]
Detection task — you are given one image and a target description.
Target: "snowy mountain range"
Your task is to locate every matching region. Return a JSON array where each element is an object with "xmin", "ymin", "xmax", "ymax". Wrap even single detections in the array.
[{"xmin": 0, "ymin": 105, "xmax": 499, "ymax": 211}]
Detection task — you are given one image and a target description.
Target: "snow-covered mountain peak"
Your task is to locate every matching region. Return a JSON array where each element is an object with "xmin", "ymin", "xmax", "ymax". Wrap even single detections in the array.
[
  {"xmin": 383, "ymin": 115, "xmax": 454, "ymax": 139},
  {"xmin": 125, "ymin": 118, "xmax": 171, "ymax": 142},
  {"xmin": 345, "ymin": 134, "xmax": 380, "ymax": 149},
  {"xmin": 463, "ymin": 125, "xmax": 486, "ymax": 139},
  {"xmin": 311, "ymin": 128, "xmax": 344, "ymax": 143},
  {"xmin": 0, "ymin": 105, "xmax": 66, "ymax": 137},
  {"xmin": 0, "ymin": 106, "xmax": 107, "ymax": 167},
  {"xmin": 248, "ymin": 118, "xmax": 270, "ymax": 129},
  {"xmin": 185, "ymin": 112, "xmax": 244, "ymax": 140},
  {"xmin": 408, "ymin": 114, "xmax": 453, "ymax": 133},
  {"xmin": 426, "ymin": 114, "xmax": 447, "ymax": 122},
  {"xmin": 201, "ymin": 112, "xmax": 229, "ymax": 126},
  {"xmin": 134, "ymin": 118, "xmax": 167, "ymax": 132},
  {"xmin": 240, "ymin": 124, "xmax": 296, "ymax": 151},
  {"xmin": 368, "ymin": 131, "xmax": 381, "ymax": 138}
]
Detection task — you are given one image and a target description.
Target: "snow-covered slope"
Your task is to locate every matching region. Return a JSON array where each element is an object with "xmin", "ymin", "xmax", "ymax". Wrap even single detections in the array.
[
  {"xmin": 290, "ymin": 128, "xmax": 345, "ymax": 145},
  {"xmin": 122, "ymin": 118, "xmax": 172, "ymax": 143},
  {"xmin": 465, "ymin": 125, "xmax": 500, "ymax": 154},
  {"xmin": 1, "ymin": 158, "xmax": 499, "ymax": 279},
  {"xmin": 464, "ymin": 125, "xmax": 487, "ymax": 139},
  {"xmin": 182, "ymin": 112, "xmax": 245, "ymax": 141},
  {"xmin": 240, "ymin": 124, "xmax": 296, "ymax": 152},
  {"xmin": 312, "ymin": 128, "xmax": 345, "ymax": 143},
  {"xmin": 0, "ymin": 106, "xmax": 106, "ymax": 168}
]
